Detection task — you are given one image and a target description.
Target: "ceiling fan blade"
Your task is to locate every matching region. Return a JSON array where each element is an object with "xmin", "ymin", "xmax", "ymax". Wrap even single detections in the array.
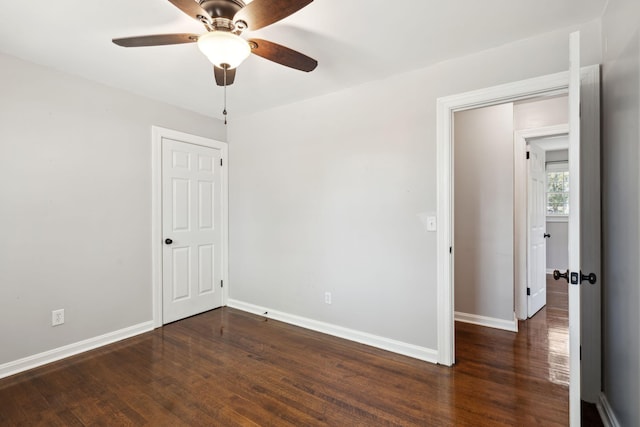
[
  {"xmin": 249, "ymin": 38, "xmax": 317, "ymax": 72},
  {"xmin": 113, "ymin": 34, "xmax": 199, "ymax": 47},
  {"xmin": 235, "ymin": 0, "xmax": 313, "ymax": 31},
  {"xmin": 214, "ymin": 66, "xmax": 236, "ymax": 86},
  {"xmin": 168, "ymin": 0, "xmax": 212, "ymax": 22}
]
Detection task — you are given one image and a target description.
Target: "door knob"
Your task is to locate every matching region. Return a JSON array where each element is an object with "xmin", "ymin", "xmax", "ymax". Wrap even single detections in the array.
[
  {"xmin": 581, "ymin": 271, "xmax": 597, "ymax": 285},
  {"xmin": 553, "ymin": 269, "xmax": 569, "ymax": 282},
  {"xmin": 165, "ymin": 238, "xmax": 173, "ymax": 245},
  {"xmin": 544, "ymin": 233, "xmax": 551, "ymax": 238}
]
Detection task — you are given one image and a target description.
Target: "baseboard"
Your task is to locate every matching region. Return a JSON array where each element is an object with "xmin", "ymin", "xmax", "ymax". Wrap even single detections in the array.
[
  {"xmin": 0, "ymin": 321, "xmax": 154, "ymax": 380},
  {"xmin": 454, "ymin": 311, "xmax": 518, "ymax": 332},
  {"xmin": 546, "ymin": 268, "xmax": 556, "ymax": 275},
  {"xmin": 597, "ymin": 392, "xmax": 620, "ymax": 427},
  {"xmin": 227, "ymin": 299, "xmax": 439, "ymax": 364}
]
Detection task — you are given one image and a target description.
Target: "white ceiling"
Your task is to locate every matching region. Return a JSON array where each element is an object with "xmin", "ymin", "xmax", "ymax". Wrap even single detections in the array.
[{"xmin": 0, "ymin": 0, "xmax": 606, "ymax": 118}]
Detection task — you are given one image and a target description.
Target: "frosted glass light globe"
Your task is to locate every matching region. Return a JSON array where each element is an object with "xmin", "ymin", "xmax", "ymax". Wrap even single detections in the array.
[{"xmin": 197, "ymin": 31, "xmax": 251, "ymax": 69}]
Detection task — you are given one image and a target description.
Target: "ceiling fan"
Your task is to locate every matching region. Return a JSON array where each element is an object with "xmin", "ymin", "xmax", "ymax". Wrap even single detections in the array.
[{"xmin": 112, "ymin": 0, "xmax": 318, "ymax": 87}]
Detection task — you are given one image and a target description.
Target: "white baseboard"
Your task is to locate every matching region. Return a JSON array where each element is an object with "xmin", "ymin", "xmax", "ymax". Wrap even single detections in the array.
[
  {"xmin": 0, "ymin": 321, "xmax": 154, "ymax": 380},
  {"xmin": 227, "ymin": 299, "xmax": 438, "ymax": 364},
  {"xmin": 597, "ymin": 392, "xmax": 620, "ymax": 427},
  {"xmin": 455, "ymin": 311, "xmax": 518, "ymax": 332},
  {"xmin": 546, "ymin": 268, "xmax": 556, "ymax": 275}
]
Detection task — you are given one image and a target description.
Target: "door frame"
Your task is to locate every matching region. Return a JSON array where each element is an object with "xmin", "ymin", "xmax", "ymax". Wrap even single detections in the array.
[
  {"xmin": 436, "ymin": 66, "xmax": 599, "ymax": 395},
  {"xmin": 436, "ymin": 70, "xmax": 567, "ymax": 365},
  {"xmin": 514, "ymin": 124, "xmax": 569, "ymax": 320},
  {"xmin": 151, "ymin": 126, "xmax": 229, "ymax": 328}
]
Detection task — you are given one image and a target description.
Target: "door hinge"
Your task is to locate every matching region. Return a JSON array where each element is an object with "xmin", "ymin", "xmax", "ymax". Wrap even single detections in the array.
[
  {"xmin": 526, "ymin": 151, "xmax": 530, "ymax": 160},
  {"xmin": 220, "ymin": 158, "xmax": 223, "ymax": 167},
  {"xmin": 580, "ymin": 345, "xmax": 582, "ymax": 361},
  {"xmin": 527, "ymin": 287, "xmax": 531, "ymax": 296},
  {"xmin": 449, "ymin": 246, "xmax": 452, "ymax": 254},
  {"xmin": 221, "ymin": 280, "xmax": 224, "ymax": 288}
]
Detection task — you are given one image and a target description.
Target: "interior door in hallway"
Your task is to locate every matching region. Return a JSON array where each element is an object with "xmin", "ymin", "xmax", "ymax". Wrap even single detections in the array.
[
  {"xmin": 527, "ymin": 143, "xmax": 547, "ymax": 317},
  {"xmin": 162, "ymin": 137, "xmax": 224, "ymax": 324}
]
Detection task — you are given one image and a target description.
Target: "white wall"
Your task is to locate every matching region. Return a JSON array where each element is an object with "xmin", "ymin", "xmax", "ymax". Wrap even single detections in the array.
[
  {"xmin": 546, "ymin": 222, "xmax": 569, "ymax": 271},
  {"xmin": 454, "ymin": 103, "xmax": 515, "ymax": 322},
  {"xmin": 228, "ymin": 21, "xmax": 602, "ymax": 352},
  {"xmin": 0, "ymin": 53, "xmax": 225, "ymax": 366},
  {"xmin": 513, "ymin": 96, "xmax": 568, "ymax": 129},
  {"xmin": 601, "ymin": 0, "xmax": 640, "ymax": 424}
]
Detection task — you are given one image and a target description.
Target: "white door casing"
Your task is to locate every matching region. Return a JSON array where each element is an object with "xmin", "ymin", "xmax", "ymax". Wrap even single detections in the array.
[
  {"xmin": 527, "ymin": 143, "xmax": 547, "ymax": 317},
  {"xmin": 436, "ymin": 41, "xmax": 601, "ymax": 422},
  {"xmin": 152, "ymin": 127, "xmax": 228, "ymax": 327},
  {"xmin": 437, "ymin": 71, "xmax": 568, "ymax": 366}
]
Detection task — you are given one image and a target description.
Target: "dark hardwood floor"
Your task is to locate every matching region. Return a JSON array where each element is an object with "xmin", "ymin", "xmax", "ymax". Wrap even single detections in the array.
[{"xmin": 0, "ymin": 277, "xmax": 602, "ymax": 426}]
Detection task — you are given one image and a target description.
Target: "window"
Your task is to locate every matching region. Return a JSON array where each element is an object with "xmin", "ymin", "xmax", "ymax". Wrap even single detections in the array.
[{"xmin": 546, "ymin": 162, "xmax": 569, "ymax": 217}]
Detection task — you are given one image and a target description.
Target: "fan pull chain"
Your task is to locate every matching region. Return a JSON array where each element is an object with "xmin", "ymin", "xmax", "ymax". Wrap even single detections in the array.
[{"xmin": 223, "ymin": 66, "xmax": 228, "ymax": 125}]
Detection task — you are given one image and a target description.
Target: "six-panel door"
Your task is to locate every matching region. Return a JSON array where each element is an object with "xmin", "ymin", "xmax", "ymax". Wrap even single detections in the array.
[{"xmin": 162, "ymin": 138, "xmax": 223, "ymax": 324}]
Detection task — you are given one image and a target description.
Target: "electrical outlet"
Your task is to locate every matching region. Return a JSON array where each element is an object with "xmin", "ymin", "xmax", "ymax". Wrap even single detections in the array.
[
  {"xmin": 324, "ymin": 292, "xmax": 332, "ymax": 305},
  {"xmin": 52, "ymin": 309, "xmax": 64, "ymax": 326},
  {"xmin": 426, "ymin": 216, "xmax": 437, "ymax": 232}
]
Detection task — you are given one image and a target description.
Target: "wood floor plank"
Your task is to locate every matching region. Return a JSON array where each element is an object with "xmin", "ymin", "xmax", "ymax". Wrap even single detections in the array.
[{"xmin": 1, "ymin": 277, "xmax": 604, "ymax": 426}]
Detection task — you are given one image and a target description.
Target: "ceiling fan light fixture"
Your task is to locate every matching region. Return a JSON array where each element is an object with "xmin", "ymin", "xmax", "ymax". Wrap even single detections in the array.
[{"xmin": 197, "ymin": 31, "xmax": 251, "ymax": 69}]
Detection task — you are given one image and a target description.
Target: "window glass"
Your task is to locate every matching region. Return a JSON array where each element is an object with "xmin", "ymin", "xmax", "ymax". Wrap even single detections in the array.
[{"xmin": 546, "ymin": 163, "xmax": 569, "ymax": 216}]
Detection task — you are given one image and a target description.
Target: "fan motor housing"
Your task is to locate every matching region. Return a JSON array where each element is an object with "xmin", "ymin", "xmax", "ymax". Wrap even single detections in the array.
[{"xmin": 200, "ymin": 0, "xmax": 245, "ymax": 20}]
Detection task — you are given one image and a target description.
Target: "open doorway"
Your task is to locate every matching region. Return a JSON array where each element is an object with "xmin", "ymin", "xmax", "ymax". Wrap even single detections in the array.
[
  {"xmin": 542, "ymin": 141, "xmax": 570, "ymax": 277},
  {"xmin": 525, "ymin": 135, "xmax": 569, "ymax": 318},
  {"xmin": 452, "ymin": 95, "xmax": 574, "ymax": 421},
  {"xmin": 452, "ymin": 95, "xmax": 568, "ymax": 331},
  {"xmin": 436, "ymin": 63, "xmax": 601, "ymax": 425},
  {"xmin": 515, "ymin": 128, "xmax": 570, "ymax": 319}
]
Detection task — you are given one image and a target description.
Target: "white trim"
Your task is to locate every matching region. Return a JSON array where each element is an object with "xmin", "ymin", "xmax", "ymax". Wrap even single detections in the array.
[
  {"xmin": 228, "ymin": 299, "xmax": 439, "ymax": 364},
  {"xmin": 151, "ymin": 126, "xmax": 229, "ymax": 327},
  {"xmin": 151, "ymin": 127, "xmax": 162, "ymax": 328},
  {"xmin": 436, "ymin": 93, "xmax": 454, "ymax": 365},
  {"xmin": 454, "ymin": 312, "xmax": 518, "ymax": 332},
  {"xmin": 437, "ymin": 71, "xmax": 570, "ymax": 366},
  {"xmin": 0, "ymin": 321, "xmax": 154, "ymax": 380},
  {"xmin": 597, "ymin": 392, "xmax": 620, "ymax": 427},
  {"xmin": 514, "ymin": 124, "xmax": 569, "ymax": 320},
  {"xmin": 546, "ymin": 268, "xmax": 560, "ymax": 275}
]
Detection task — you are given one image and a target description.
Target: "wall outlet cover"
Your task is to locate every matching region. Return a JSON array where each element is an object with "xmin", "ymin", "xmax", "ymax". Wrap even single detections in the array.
[{"xmin": 52, "ymin": 309, "xmax": 65, "ymax": 326}]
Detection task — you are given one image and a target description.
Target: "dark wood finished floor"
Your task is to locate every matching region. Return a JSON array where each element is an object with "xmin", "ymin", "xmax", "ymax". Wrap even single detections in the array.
[{"xmin": 0, "ymin": 277, "xmax": 602, "ymax": 426}]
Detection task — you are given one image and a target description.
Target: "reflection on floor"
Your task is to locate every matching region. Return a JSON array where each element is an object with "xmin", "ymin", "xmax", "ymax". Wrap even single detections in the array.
[
  {"xmin": 0, "ymin": 275, "xmax": 603, "ymax": 425},
  {"xmin": 456, "ymin": 273, "xmax": 603, "ymax": 426},
  {"xmin": 534, "ymin": 273, "xmax": 570, "ymax": 386}
]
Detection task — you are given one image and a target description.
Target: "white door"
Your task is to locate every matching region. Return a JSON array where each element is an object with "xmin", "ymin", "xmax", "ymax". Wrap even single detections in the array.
[
  {"xmin": 549, "ymin": 33, "xmax": 601, "ymax": 425},
  {"xmin": 527, "ymin": 143, "xmax": 547, "ymax": 317},
  {"xmin": 162, "ymin": 137, "xmax": 224, "ymax": 324}
]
